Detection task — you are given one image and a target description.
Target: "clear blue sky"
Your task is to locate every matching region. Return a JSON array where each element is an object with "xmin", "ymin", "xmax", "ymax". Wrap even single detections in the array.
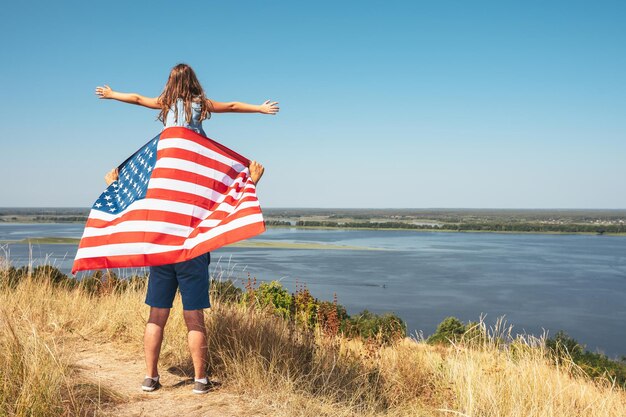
[{"xmin": 1, "ymin": 1, "xmax": 625, "ymax": 208}]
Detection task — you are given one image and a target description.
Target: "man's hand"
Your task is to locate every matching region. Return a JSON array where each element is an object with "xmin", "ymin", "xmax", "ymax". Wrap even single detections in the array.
[
  {"xmin": 249, "ymin": 161, "xmax": 265, "ymax": 185},
  {"xmin": 104, "ymin": 167, "xmax": 119, "ymax": 186}
]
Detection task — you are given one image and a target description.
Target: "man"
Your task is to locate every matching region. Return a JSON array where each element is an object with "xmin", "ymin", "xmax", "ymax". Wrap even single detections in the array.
[{"xmin": 104, "ymin": 161, "xmax": 264, "ymax": 394}]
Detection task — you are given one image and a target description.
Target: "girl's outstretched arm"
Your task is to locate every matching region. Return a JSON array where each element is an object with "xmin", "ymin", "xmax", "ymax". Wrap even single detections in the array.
[
  {"xmin": 207, "ymin": 99, "xmax": 279, "ymax": 115},
  {"xmin": 95, "ymin": 85, "xmax": 161, "ymax": 109}
]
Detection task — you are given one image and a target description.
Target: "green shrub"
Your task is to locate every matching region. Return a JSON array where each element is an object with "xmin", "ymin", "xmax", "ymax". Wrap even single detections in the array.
[
  {"xmin": 246, "ymin": 281, "xmax": 293, "ymax": 319},
  {"xmin": 127, "ymin": 274, "xmax": 148, "ymax": 290},
  {"xmin": 32, "ymin": 265, "xmax": 69, "ymax": 285},
  {"xmin": 546, "ymin": 330, "xmax": 584, "ymax": 360},
  {"xmin": 4, "ymin": 266, "xmax": 30, "ymax": 288},
  {"xmin": 344, "ymin": 310, "xmax": 406, "ymax": 344},
  {"xmin": 210, "ymin": 279, "xmax": 243, "ymax": 303},
  {"xmin": 292, "ymin": 285, "xmax": 317, "ymax": 328},
  {"xmin": 546, "ymin": 331, "xmax": 626, "ymax": 387},
  {"xmin": 427, "ymin": 317, "xmax": 467, "ymax": 345}
]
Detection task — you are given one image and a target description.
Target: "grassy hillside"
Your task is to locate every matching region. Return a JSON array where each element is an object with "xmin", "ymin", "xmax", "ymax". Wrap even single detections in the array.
[{"xmin": 0, "ymin": 262, "xmax": 624, "ymax": 416}]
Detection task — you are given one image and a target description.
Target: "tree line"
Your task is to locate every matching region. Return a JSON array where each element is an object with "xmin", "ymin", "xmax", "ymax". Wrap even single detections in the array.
[{"xmin": 286, "ymin": 220, "xmax": 626, "ymax": 234}]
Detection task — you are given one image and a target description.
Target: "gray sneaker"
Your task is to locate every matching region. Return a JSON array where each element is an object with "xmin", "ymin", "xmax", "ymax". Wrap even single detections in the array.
[
  {"xmin": 192, "ymin": 379, "xmax": 211, "ymax": 394},
  {"xmin": 142, "ymin": 377, "xmax": 161, "ymax": 392}
]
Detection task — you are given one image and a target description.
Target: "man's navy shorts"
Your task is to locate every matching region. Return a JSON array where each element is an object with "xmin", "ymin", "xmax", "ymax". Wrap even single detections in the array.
[{"xmin": 146, "ymin": 253, "xmax": 211, "ymax": 310}]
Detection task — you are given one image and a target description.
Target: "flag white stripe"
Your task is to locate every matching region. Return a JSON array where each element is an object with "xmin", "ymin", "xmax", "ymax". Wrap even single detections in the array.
[
  {"xmin": 197, "ymin": 200, "xmax": 261, "ymax": 227},
  {"xmin": 87, "ymin": 189, "xmax": 259, "ymax": 224},
  {"xmin": 154, "ymin": 157, "xmax": 239, "ymax": 184},
  {"xmin": 158, "ymin": 138, "xmax": 245, "ymax": 170},
  {"xmin": 75, "ymin": 213, "xmax": 263, "ymax": 259},
  {"xmin": 148, "ymin": 177, "xmax": 256, "ymax": 207},
  {"xmin": 148, "ymin": 178, "xmax": 228, "ymax": 202},
  {"xmin": 217, "ymin": 202, "xmax": 259, "ymax": 219},
  {"xmin": 87, "ymin": 199, "xmax": 214, "ymax": 222},
  {"xmin": 82, "ymin": 220, "xmax": 194, "ymax": 238},
  {"xmin": 83, "ymin": 199, "xmax": 260, "ymax": 237}
]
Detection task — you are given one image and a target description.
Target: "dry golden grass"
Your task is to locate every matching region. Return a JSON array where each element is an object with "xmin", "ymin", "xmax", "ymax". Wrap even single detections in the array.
[
  {"xmin": 0, "ymin": 269, "xmax": 124, "ymax": 416},
  {"xmin": 0, "ymin": 264, "xmax": 624, "ymax": 416}
]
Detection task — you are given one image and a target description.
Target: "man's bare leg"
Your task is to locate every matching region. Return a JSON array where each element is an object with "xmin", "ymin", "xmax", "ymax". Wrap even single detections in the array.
[
  {"xmin": 183, "ymin": 309, "xmax": 208, "ymax": 380},
  {"xmin": 249, "ymin": 161, "xmax": 265, "ymax": 185},
  {"xmin": 144, "ymin": 307, "xmax": 170, "ymax": 378}
]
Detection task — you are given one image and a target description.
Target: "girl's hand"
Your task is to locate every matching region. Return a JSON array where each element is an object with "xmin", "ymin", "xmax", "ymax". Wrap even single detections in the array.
[
  {"xmin": 95, "ymin": 85, "xmax": 114, "ymax": 99},
  {"xmin": 259, "ymin": 100, "xmax": 279, "ymax": 115}
]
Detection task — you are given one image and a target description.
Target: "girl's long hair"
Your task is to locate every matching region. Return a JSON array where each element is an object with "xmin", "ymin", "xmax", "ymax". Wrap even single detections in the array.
[{"xmin": 157, "ymin": 63, "xmax": 211, "ymax": 125}]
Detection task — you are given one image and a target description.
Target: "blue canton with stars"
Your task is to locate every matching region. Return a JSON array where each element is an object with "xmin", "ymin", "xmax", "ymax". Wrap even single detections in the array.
[{"xmin": 92, "ymin": 134, "xmax": 160, "ymax": 214}]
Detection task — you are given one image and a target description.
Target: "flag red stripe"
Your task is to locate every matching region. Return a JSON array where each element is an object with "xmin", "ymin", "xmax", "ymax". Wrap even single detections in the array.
[
  {"xmin": 78, "ymin": 206, "xmax": 263, "ymax": 249},
  {"xmin": 156, "ymin": 148, "xmax": 240, "ymax": 179},
  {"xmin": 85, "ymin": 209, "xmax": 202, "ymax": 229},
  {"xmin": 84, "ymin": 194, "xmax": 260, "ymax": 231},
  {"xmin": 187, "ymin": 206, "xmax": 263, "ymax": 239},
  {"xmin": 145, "ymin": 184, "xmax": 255, "ymax": 210},
  {"xmin": 160, "ymin": 127, "xmax": 250, "ymax": 166},
  {"xmin": 73, "ymin": 221, "xmax": 265, "ymax": 272},
  {"xmin": 149, "ymin": 168, "xmax": 231, "ymax": 194}
]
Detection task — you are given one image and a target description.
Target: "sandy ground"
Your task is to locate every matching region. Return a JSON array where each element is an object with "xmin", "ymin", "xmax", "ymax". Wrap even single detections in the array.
[{"xmin": 73, "ymin": 343, "xmax": 272, "ymax": 417}]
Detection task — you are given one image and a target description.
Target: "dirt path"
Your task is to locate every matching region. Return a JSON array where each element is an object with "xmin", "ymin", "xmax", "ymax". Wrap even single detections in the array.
[{"xmin": 73, "ymin": 342, "xmax": 271, "ymax": 417}]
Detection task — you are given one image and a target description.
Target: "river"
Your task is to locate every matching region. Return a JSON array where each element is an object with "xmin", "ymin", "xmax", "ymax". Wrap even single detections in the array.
[{"xmin": 1, "ymin": 223, "xmax": 625, "ymax": 358}]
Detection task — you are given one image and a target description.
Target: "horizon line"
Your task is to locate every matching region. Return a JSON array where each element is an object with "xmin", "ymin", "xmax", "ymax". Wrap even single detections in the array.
[{"xmin": 2, "ymin": 206, "xmax": 626, "ymax": 211}]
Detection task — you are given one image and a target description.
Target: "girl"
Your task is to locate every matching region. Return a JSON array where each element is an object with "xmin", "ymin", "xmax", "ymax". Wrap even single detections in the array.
[{"xmin": 95, "ymin": 63, "xmax": 278, "ymax": 394}]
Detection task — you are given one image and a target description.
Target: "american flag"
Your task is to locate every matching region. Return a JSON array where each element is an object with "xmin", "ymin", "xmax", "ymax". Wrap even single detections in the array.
[{"xmin": 72, "ymin": 126, "xmax": 265, "ymax": 274}]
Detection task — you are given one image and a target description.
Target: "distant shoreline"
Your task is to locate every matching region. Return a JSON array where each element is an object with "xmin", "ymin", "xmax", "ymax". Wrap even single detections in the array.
[
  {"xmin": 266, "ymin": 224, "xmax": 626, "ymax": 236},
  {"xmin": 2, "ymin": 207, "xmax": 625, "ymax": 235},
  {"xmin": 0, "ymin": 235, "xmax": 386, "ymax": 250},
  {"xmin": 1, "ymin": 226, "xmax": 625, "ymax": 247}
]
